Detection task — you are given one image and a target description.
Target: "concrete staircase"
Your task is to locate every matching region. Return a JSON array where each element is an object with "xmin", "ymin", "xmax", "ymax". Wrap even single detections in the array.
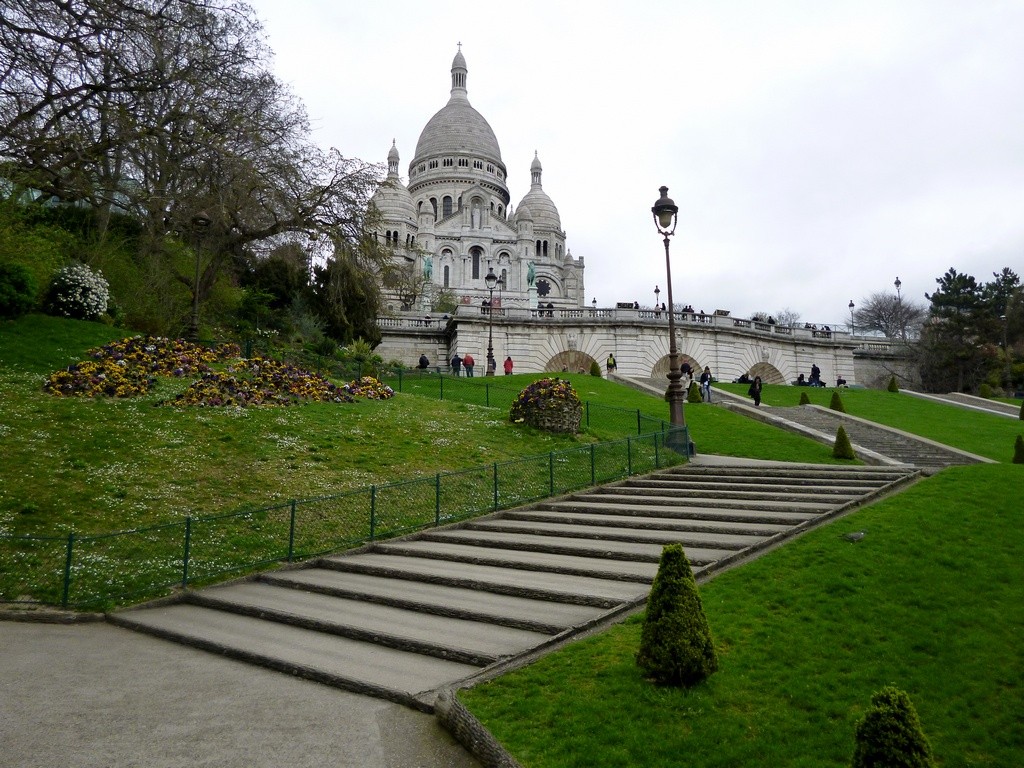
[
  {"xmin": 729, "ymin": 403, "xmax": 992, "ymax": 471},
  {"xmin": 109, "ymin": 462, "xmax": 916, "ymax": 712}
]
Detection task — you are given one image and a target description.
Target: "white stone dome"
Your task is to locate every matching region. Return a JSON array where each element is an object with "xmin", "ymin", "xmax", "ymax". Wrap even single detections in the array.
[{"xmin": 516, "ymin": 152, "xmax": 561, "ymax": 231}]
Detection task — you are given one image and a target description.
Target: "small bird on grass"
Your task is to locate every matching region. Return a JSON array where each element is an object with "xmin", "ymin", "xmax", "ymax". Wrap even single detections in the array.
[{"xmin": 841, "ymin": 530, "xmax": 867, "ymax": 542}]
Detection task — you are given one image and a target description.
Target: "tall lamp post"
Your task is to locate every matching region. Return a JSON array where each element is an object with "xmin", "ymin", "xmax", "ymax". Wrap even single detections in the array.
[
  {"xmin": 894, "ymin": 276, "xmax": 904, "ymax": 340},
  {"xmin": 651, "ymin": 186, "xmax": 686, "ymax": 429},
  {"xmin": 654, "ymin": 285, "xmax": 661, "ymax": 308},
  {"xmin": 189, "ymin": 211, "xmax": 211, "ymax": 341},
  {"xmin": 484, "ymin": 267, "xmax": 500, "ymax": 376},
  {"xmin": 849, "ymin": 299, "xmax": 855, "ymax": 338}
]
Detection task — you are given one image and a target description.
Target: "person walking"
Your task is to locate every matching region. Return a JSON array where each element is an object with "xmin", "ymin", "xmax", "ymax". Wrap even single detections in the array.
[
  {"xmin": 450, "ymin": 353, "xmax": 462, "ymax": 376},
  {"xmin": 417, "ymin": 353, "xmax": 429, "ymax": 371},
  {"xmin": 503, "ymin": 356, "xmax": 514, "ymax": 375},
  {"xmin": 606, "ymin": 353, "xmax": 617, "ymax": 374},
  {"xmin": 748, "ymin": 375, "xmax": 763, "ymax": 407},
  {"xmin": 700, "ymin": 365, "xmax": 713, "ymax": 402},
  {"xmin": 462, "ymin": 353, "xmax": 475, "ymax": 377}
]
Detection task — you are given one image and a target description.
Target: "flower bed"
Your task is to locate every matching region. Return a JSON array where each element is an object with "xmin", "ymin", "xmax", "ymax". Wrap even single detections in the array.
[{"xmin": 510, "ymin": 377, "xmax": 582, "ymax": 434}]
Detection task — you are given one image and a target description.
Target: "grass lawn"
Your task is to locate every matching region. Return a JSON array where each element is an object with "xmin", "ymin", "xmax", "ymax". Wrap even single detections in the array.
[{"xmin": 461, "ymin": 463, "xmax": 1024, "ymax": 767}]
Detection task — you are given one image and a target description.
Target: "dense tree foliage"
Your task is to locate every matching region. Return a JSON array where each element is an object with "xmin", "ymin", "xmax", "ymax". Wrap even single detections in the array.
[{"xmin": 1, "ymin": 0, "xmax": 384, "ymax": 342}]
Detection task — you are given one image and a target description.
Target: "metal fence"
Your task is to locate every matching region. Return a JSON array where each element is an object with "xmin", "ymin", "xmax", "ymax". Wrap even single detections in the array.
[{"xmin": 1, "ymin": 427, "xmax": 688, "ymax": 610}]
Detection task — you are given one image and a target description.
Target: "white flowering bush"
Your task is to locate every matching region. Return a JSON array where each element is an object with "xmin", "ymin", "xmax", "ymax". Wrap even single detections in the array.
[{"xmin": 46, "ymin": 262, "xmax": 110, "ymax": 320}]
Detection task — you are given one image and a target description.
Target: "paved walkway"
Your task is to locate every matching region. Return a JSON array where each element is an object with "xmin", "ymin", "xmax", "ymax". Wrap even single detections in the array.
[{"xmin": 0, "ymin": 620, "xmax": 480, "ymax": 768}]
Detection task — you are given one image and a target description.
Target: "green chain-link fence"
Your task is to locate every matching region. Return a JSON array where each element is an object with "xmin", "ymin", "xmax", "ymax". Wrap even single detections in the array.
[{"xmin": 0, "ymin": 427, "xmax": 687, "ymax": 609}]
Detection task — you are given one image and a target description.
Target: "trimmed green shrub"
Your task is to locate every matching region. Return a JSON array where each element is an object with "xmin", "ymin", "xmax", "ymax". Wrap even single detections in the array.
[
  {"xmin": 45, "ymin": 262, "xmax": 110, "ymax": 320},
  {"xmin": 636, "ymin": 543, "xmax": 718, "ymax": 688},
  {"xmin": 1013, "ymin": 435, "xmax": 1024, "ymax": 464},
  {"xmin": 833, "ymin": 425, "xmax": 856, "ymax": 460},
  {"xmin": 799, "ymin": 391, "xmax": 811, "ymax": 405},
  {"xmin": 0, "ymin": 262, "xmax": 37, "ymax": 319},
  {"xmin": 851, "ymin": 686, "xmax": 935, "ymax": 768},
  {"xmin": 686, "ymin": 381, "xmax": 702, "ymax": 403},
  {"xmin": 589, "ymin": 360, "xmax": 602, "ymax": 376},
  {"xmin": 887, "ymin": 375, "xmax": 899, "ymax": 392},
  {"xmin": 979, "ymin": 382, "xmax": 993, "ymax": 399},
  {"xmin": 830, "ymin": 390, "xmax": 847, "ymax": 413}
]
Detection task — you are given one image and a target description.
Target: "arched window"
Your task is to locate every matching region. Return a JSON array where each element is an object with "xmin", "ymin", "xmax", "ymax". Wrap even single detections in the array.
[
  {"xmin": 543, "ymin": 240, "xmax": 549, "ymax": 257},
  {"xmin": 443, "ymin": 265, "xmax": 450, "ymax": 288},
  {"xmin": 471, "ymin": 247, "xmax": 482, "ymax": 279},
  {"xmin": 501, "ymin": 268, "xmax": 507, "ymax": 287},
  {"xmin": 430, "ymin": 198, "xmax": 438, "ymax": 218},
  {"xmin": 442, "ymin": 196, "xmax": 453, "ymax": 217}
]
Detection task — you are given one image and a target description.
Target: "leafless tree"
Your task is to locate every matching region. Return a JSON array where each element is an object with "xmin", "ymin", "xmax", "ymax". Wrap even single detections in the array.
[{"xmin": 853, "ymin": 292, "xmax": 926, "ymax": 340}]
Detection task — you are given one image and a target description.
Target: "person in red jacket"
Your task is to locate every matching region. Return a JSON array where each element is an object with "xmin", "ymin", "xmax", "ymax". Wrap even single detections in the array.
[
  {"xmin": 503, "ymin": 356, "xmax": 513, "ymax": 375},
  {"xmin": 462, "ymin": 353, "xmax": 475, "ymax": 377}
]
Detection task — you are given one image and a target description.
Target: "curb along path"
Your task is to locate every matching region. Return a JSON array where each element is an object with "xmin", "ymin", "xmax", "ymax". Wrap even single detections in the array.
[{"xmin": 109, "ymin": 462, "xmax": 918, "ymax": 712}]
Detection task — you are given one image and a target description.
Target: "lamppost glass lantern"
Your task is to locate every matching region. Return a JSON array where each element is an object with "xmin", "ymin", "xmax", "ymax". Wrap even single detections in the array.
[
  {"xmin": 654, "ymin": 285, "xmax": 661, "ymax": 308},
  {"xmin": 849, "ymin": 299, "xmax": 856, "ymax": 338},
  {"xmin": 651, "ymin": 186, "xmax": 686, "ymax": 434}
]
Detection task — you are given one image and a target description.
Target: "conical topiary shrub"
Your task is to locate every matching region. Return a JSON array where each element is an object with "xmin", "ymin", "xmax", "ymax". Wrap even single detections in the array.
[
  {"xmin": 887, "ymin": 375, "xmax": 899, "ymax": 392},
  {"xmin": 979, "ymin": 382, "xmax": 993, "ymax": 399},
  {"xmin": 830, "ymin": 390, "xmax": 847, "ymax": 413},
  {"xmin": 636, "ymin": 543, "xmax": 718, "ymax": 688},
  {"xmin": 589, "ymin": 360, "xmax": 602, "ymax": 377},
  {"xmin": 834, "ymin": 425, "xmax": 856, "ymax": 460},
  {"xmin": 686, "ymin": 380, "xmax": 702, "ymax": 403},
  {"xmin": 799, "ymin": 391, "xmax": 811, "ymax": 405},
  {"xmin": 1014, "ymin": 435, "xmax": 1024, "ymax": 464},
  {"xmin": 851, "ymin": 686, "xmax": 935, "ymax": 768}
]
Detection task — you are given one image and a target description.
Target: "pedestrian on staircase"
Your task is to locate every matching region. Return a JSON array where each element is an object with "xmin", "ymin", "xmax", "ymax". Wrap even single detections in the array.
[
  {"xmin": 748, "ymin": 375, "xmax": 763, "ymax": 407},
  {"xmin": 700, "ymin": 366, "xmax": 713, "ymax": 402},
  {"xmin": 606, "ymin": 353, "xmax": 617, "ymax": 374}
]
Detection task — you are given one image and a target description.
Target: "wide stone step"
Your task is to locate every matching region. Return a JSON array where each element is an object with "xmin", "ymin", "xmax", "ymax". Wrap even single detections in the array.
[
  {"xmin": 501, "ymin": 508, "xmax": 794, "ymax": 536},
  {"xmin": 594, "ymin": 484, "xmax": 862, "ymax": 503},
  {"xmin": 622, "ymin": 478, "xmax": 888, "ymax": 494},
  {"xmin": 561, "ymin": 493, "xmax": 836, "ymax": 514},
  {"xmin": 658, "ymin": 465, "xmax": 913, "ymax": 482},
  {"xmin": 187, "ymin": 581, "xmax": 550, "ymax": 666},
  {"xmin": 540, "ymin": 499, "xmax": 822, "ymax": 524},
  {"xmin": 415, "ymin": 528, "xmax": 738, "ymax": 564},
  {"xmin": 109, "ymin": 603, "xmax": 481, "ymax": 711},
  {"xmin": 260, "ymin": 569, "xmax": 607, "ymax": 634},
  {"xmin": 463, "ymin": 518, "xmax": 768, "ymax": 550},
  {"xmin": 316, "ymin": 552, "xmax": 647, "ymax": 607},
  {"xmin": 375, "ymin": 539, "xmax": 657, "ymax": 582}
]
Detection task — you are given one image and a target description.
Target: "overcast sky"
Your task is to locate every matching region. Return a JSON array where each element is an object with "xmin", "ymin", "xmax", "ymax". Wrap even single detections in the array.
[{"xmin": 247, "ymin": 0, "xmax": 1024, "ymax": 327}]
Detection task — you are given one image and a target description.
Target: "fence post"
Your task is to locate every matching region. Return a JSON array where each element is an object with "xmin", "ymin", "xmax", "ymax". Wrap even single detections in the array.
[
  {"xmin": 486, "ymin": 383, "xmax": 490, "ymax": 407},
  {"xmin": 182, "ymin": 516, "xmax": 192, "ymax": 588},
  {"xmin": 435, "ymin": 473, "xmax": 441, "ymax": 526},
  {"xmin": 627, "ymin": 436, "xmax": 633, "ymax": 476},
  {"xmin": 397, "ymin": 368, "xmax": 403, "ymax": 393},
  {"xmin": 590, "ymin": 444, "xmax": 596, "ymax": 485},
  {"xmin": 636, "ymin": 409, "xmax": 642, "ymax": 435},
  {"xmin": 61, "ymin": 533, "xmax": 75, "ymax": 608},
  {"xmin": 439, "ymin": 373, "xmax": 444, "ymax": 401},
  {"xmin": 370, "ymin": 485, "xmax": 377, "ymax": 541},
  {"xmin": 549, "ymin": 451, "xmax": 555, "ymax": 495},
  {"xmin": 287, "ymin": 500, "xmax": 297, "ymax": 562},
  {"xmin": 492, "ymin": 463, "xmax": 499, "ymax": 511},
  {"xmin": 655, "ymin": 432, "xmax": 661, "ymax": 468},
  {"xmin": 586, "ymin": 401, "xmax": 591, "ymax": 428}
]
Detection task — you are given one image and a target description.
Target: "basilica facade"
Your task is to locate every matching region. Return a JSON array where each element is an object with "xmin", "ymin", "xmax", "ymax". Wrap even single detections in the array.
[{"xmin": 370, "ymin": 47, "xmax": 585, "ymax": 314}]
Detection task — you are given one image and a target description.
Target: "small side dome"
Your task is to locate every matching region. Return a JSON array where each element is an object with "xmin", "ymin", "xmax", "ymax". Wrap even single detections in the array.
[{"xmin": 516, "ymin": 152, "xmax": 561, "ymax": 231}]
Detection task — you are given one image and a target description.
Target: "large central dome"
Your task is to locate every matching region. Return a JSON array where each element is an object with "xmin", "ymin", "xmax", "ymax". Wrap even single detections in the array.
[{"xmin": 411, "ymin": 49, "xmax": 503, "ymax": 167}]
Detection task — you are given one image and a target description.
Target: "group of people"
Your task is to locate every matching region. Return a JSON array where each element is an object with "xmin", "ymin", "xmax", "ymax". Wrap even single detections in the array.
[
  {"xmin": 418, "ymin": 353, "xmax": 513, "ymax": 376},
  {"xmin": 796, "ymin": 363, "xmax": 824, "ymax": 387}
]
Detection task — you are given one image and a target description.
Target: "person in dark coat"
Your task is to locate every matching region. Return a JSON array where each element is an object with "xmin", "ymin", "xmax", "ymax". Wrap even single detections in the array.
[
  {"xmin": 748, "ymin": 375, "xmax": 763, "ymax": 407},
  {"xmin": 417, "ymin": 354, "xmax": 429, "ymax": 370},
  {"xmin": 450, "ymin": 353, "xmax": 462, "ymax": 376}
]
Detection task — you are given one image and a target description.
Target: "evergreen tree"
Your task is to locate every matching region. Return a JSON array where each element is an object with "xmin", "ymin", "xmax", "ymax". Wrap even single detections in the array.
[
  {"xmin": 887, "ymin": 376, "xmax": 899, "ymax": 393},
  {"xmin": 833, "ymin": 425, "xmax": 856, "ymax": 460},
  {"xmin": 851, "ymin": 686, "xmax": 935, "ymax": 768},
  {"xmin": 636, "ymin": 543, "xmax": 718, "ymax": 687},
  {"xmin": 799, "ymin": 391, "xmax": 811, "ymax": 405},
  {"xmin": 830, "ymin": 391, "xmax": 847, "ymax": 413}
]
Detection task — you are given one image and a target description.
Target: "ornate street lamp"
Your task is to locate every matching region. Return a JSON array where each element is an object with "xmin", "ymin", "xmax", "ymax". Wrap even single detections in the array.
[
  {"xmin": 651, "ymin": 186, "xmax": 686, "ymax": 430},
  {"xmin": 484, "ymin": 267, "xmax": 500, "ymax": 376},
  {"xmin": 849, "ymin": 299, "xmax": 856, "ymax": 338},
  {"xmin": 654, "ymin": 284, "xmax": 661, "ymax": 308},
  {"xmin": 591, "ymin": 297, "xmax": 597, "ymax": 312},
  {"xmin": 189, "ymin": 211, "xmax": 211, "ymax": 341}
]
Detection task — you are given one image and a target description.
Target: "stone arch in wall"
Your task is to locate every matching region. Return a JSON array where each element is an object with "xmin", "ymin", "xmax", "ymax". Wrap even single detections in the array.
[
  {"xmin": 651, "ymin": 353, "xmax": 700, "ymax": 379},
  {"xmin": 545, "ymin": 350, "xmax": 597, "ymax": 375},
  {"xmin": 748, "ymin": 362, "xmax": 785, "ymax": 384}
]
